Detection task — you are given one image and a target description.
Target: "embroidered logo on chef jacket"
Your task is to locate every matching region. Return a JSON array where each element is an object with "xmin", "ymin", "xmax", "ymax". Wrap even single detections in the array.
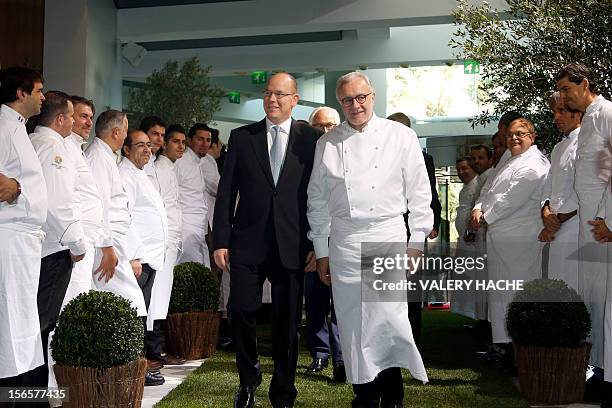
[{"xmin": 51, "ymin": 155, "xmax": 65, "ymax": 169}]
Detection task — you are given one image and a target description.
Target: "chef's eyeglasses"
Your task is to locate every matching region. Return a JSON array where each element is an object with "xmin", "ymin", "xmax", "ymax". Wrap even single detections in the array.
[
  {"xmin": 506, "ymin": 131, "xmax": 533, "ymax": 139},
  {"xmin": 130, "ymin": 142, "xmax": 152, "ymax": 149},
  {"xmin": 338, "ymin": 92, "xmax": 372, "ymax": 107}
]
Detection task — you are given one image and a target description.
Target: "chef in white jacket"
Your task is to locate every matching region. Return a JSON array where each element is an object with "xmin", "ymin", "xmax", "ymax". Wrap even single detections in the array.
[
  {"xmin": 146, "ymin": 124, "xmax": 185, "ymax": 362},
  {"xmin": 119, "ymin": 130, "xmax": 169, "ymax": 374},
  {"xmin": 174, "ymin": 123, "xmax": 210, "ymax": 267},
  {"xmin": 451, "ymin": 157, "xmax": 479, "ymax": 319},
  {"xmin": 555, "ymin": 63, "xmax": 612, "ymax": 384},
  {"xmin": 0, "ymin": 67, "xmax": 48, "ymax": 385},
  {"xmin": 307, "ymin": 72, "xmax": 432, "ymax": 407},
  {"xmin": 29, "ymin": 91, "xmax": 88, "ymax": 388},
  {"xmin": 538, "ymin": 92, "xmax": 581, "ymax": 291},
  {"xmin": 475, "ymin": 118, "xmax": 550, "ymax": 347},
  {"xmin": 140, "ymin": 116, "xmax": 166, "ymax": 193},
  {"xmin": 85, "ymin": 110, "xmax": 146, "ymax": 317}
]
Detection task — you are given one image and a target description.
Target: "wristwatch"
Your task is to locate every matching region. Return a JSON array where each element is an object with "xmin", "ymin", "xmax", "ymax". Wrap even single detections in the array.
[{"xmin": 9, "ymin": 178, "xmax": 21, "ymax": 203}]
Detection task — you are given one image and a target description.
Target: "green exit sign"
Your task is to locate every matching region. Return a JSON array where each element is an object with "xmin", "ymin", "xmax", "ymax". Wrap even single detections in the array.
[
  {"xmin": 251, "ymin": 71, "xmax": 267, "ymax": 84},
  {"xmin": 228, "ymin": 91, "xmax": 240, "ymax": 104},
  {"xmin": 464, "ymin": 60, "xmax": 480, "ymax": 74}
]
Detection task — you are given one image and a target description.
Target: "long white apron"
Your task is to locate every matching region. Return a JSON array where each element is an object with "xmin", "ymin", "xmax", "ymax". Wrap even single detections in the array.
[
  {"xmin": 577, "ymin": 191, "xmax": 609, "ymax": 371},
  {"xmin": 486, "ymin": 217, "xmax": 543, "ymax": 343},
  {"xmin": 547, "ymin": 217, "xmax": 579, "ymax": 292},
  {"xmin": 329, "ymin": 216, "xmax": 428, "ymax": 384},
  {"xmin": 0, "ymin": 227, "xmax": 45, "ymax": 378},
  {"xmin": 91, "ymin": 238, "xmax": 147, "ymax": 317},
  {"xmin": 147, "ymin": 245, "xmax": 179, "ymax": 330},
  {"xmin": 179, "ymin": 217, "xmax": 210, "ymax": 268}
]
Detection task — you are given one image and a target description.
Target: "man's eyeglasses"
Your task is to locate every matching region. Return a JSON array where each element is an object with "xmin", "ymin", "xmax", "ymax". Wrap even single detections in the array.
[
  {"xmin": 131, "ymin": 142, "xmax": 152, "ymax": 149},
  {"xmin": 338, "ymin": 92, "xmax": 372, "ymax": 107},
  {"xmin": 263, "ymin": 91, "xmax": 295, "ymax": 99},
  {"xmin": 506, "ymin": 131, "xmax": 533, "ymax": 139}
]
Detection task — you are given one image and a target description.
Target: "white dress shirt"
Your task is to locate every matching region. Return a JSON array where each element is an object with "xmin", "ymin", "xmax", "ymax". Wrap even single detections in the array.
[
  {"xmin": 481, "ymin": 145, "xmax": 550, "ymax": 227},
  {"xmin": 119, "ymin": 158, "xmax": 168, "ymax": 272},
  {"xmin": 0, "ymin": 104, "xmax": 47, "ymax": 229},
  {"xmin": 65, "ymin": 133, "xmax": 105, "ymax": 244},
  {"xmin": 29, "ymin": 126, "xmax": 87, "ymax": 257},
  {"xmin": 155, "ymin": 155, "xmax": 183, "ymax": 246},
  {"xmin": 541, "ymin": 127, "xmax": 580, "ymax": 213},
  {"xmin": 200, "ymin": 153, "xmax": 219, "ymax": 228},
  {"xmin": 174, "ymin": 147, "xmax": 208, "ymax": 219},
  {"xmin": 307, "ymin": 114, "xmax": 433, "ymax": 257}
]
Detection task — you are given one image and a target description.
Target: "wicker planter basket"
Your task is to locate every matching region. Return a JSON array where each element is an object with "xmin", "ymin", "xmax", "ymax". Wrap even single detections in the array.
[
  {"xmin": 166, "ymin": 310, "xmax": 220, "ymax": 359},
  {"xmin": 53, "ymin": 357, "xmax": 147, "ymax": 408},
  {"xmin": 513, "ymin": 342, "xmax": 591, "ymax": 405}
]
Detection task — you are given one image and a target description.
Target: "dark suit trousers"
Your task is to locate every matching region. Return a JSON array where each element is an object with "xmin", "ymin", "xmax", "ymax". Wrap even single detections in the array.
[
  {"xmin": 228, "ymin": 245, "xmax": 304, "ymax": 405},
  {"xmin": 304, "ymin": 272, "xmax": 342, "ymax": 362},
  {"xmin": 137, "ymin": 263, "xmax": 158, "ymax": 357}
]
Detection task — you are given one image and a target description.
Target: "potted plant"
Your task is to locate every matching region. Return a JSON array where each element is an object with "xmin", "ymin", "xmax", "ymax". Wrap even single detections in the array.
[
  {"xmin": 507, "ymin": 278, "xmax": 591, "ymax": 405},
  {"xmin": 166, "ymin": 262, "xmax": 220, "ymax": 359},
  {"xmin": 51, "ymin": 291, "xmax": 147, "ymax": 408}
]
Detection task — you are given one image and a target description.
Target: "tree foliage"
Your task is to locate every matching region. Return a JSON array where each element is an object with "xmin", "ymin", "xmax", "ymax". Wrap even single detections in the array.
[
  {"xmin": 127, "ymin": 57, "xmax": 224, "ymax": 130},
  {"xmin": 451, "ymin": 0, "xmax": 612, "ymax": 153}
]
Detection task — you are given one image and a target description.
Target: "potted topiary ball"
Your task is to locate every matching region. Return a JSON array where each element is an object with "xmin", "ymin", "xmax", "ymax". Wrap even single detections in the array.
[
  {"xmin": 166, "ymin": 262, "xmax": 220, "ymax": 359},
  {"xmin": 507, "ymin": 278, "xmax": 591, "ymax": 405},
  {"xmin": 51, "ymin": 291, "xmax": 146, "ymax": 408}
]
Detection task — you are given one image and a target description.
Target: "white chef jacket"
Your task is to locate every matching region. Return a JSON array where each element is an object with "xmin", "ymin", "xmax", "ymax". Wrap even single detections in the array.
[
  {"xmin": 144, "ymin": 153, "xmax": 161, "ymax": 193},
  {"xmin": 65, "ymin": 133, "xmax": 104, "ymax": 243},
  {"xmin": 155, "ymin": 154, "xmax": 182, "ymax": 245},
  {"xmin": 85, "ymin": 137, "xmax": 142, "ymax": 259},
  {"xmin": 455, "ymin": 176, "xmax": 479, "ymax": 238},
  {"xmin": 541, "ymin": 127, "xmax": 580, "ymax": 213},
  {"xmin": 119, "ymin": 158, "xmax": 168, "ymax": 272},
  {"xmin": 473, "ymin": 149, "xmax": 511, "ymax": 212},
  {"xmin": 0, "ymin": 105, "xmax": 47, "ymax": 230},
  {"xmin": 174, "ymin": 147, "xmax": 208, "ymax": 220},
  {"xmin": 307, "ymin": 114, "xmax": 433, "ymax": 257},
  {"xmin": 476, "ymin": 167, "xmax": 492, "ymax": 194},
  {"xmin": 200, "ymin": 153, "xmax": 219, "ymax": 229},
  {"xmin": 29, "ymin": 126, "xmax": 87, "ymax": 258}
]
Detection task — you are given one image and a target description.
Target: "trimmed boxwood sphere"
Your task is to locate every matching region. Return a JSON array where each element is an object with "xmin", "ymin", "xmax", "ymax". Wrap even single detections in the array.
[
  {"xmin": 507, "ymin": 279, "xmax": 591, "ymax": 347},
  {"xmin": 169, "ymin": 262, "xmax": 219, "ymax": 313},
  {"xmin": 51, "ymin": 291, "xmax": 144, "ymax": 368}
]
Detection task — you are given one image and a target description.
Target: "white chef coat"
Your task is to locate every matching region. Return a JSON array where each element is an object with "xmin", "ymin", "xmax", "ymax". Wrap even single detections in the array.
[
  {"xmin": 174, "ymin": 147, "xmax": 210, "ymax": 267},
  {"xmin": 200, "ymin": 153, "xmax": 219, "ymax": 229},
  {"xmin": 119, "ymin": 158, "xmax": 168, "ymax": 273},
  {"xmin": 455, "ymin": 176, "xmax": 479, "ymax": 239},
  {"xmin": 574, "ymin": 95, "xmax": 612, "ymax": 375},
  {"xmin": 307, "ymin": 115, "xmax": 432, "ymax": 384},
  {"xmin": 144, "ymin": 153, "xmax": 161, "ymax": 193},
  {"xmin": 29, "ymin": 126, "xmax": 87, "ymax": 258},
  {"xmin": 481, "ymin": 145, "xmax": 550, "ymax": 343},
  {"xmin": 541, "ymin": 127, "xmax": 580, "ymax": 291},
  {"xmin": 85, "ymin": 137, "xmax": 146, "ymax": 317},
  {"xmin": 473, "ymin": 149, "xmax": 511, "ymax": 212},
  {"xmin": 0, "ymin": 104, "xmax": 48, "ymax": 378}
]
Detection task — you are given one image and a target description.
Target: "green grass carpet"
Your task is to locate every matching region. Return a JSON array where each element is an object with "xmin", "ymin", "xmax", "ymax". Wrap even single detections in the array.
[{"xmin": 155, "ymin": 311, "xmax": 528, "ymax": 407}]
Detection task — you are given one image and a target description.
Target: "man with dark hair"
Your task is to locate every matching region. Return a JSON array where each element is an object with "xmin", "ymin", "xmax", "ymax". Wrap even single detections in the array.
[
  {"xmin": 213, "ymin": 72, "xmax": 321, "ymax": 408},
  {"xmin": 175, "ymin": 122, "xmax": 210, "ymax": 267},
  {"xmin": 0, "ymin": 66, "xmax": 48, "ymax": 387},
  {"xmin": 469, "ymin": 145, "xmax": 492, "ymax": 177},
  {"xmin": 70, "ymin": 95, "xmax": 95, "ymax": 141},
  {"xmin": 556, "ymin": 63, "xmax": 612, "ymax": 398},
  {"xmin": 29, "ymin": 91, "xmax": 87, "ymax": 388}
]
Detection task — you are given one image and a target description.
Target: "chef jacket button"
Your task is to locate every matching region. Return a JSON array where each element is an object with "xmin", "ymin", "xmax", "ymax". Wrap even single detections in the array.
[
  {"xmin": 371, "ymin": 186, "xmax": 375, "ymax": 189},
  {"xmin": 369, "ymin": 208, "xmax": 374, "ymax": 211}
]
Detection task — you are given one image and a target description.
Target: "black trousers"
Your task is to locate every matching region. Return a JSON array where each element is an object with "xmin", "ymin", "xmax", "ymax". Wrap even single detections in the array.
[
  {"xmin": 352, "ymin": 367, "xmax": 404, "ymax": 407},
  {"xmin": 228, "ymin": 246, "xmax": 304, "ymax": 406},
  {"xmin": 28, "ymin": 249, "xmax": 73, "ymax": 391},
  {"xmin": 137, "ymin": 263, "xmax": 157, "ymax": 357},
  {"xmin": 145, "ymin": 320, "xmax": 164, "ymax": 360}
]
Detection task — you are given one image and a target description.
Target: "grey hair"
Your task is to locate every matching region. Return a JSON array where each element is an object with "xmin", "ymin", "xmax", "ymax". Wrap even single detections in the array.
[
  {"xmin": 308, "ymin": 106, "xmax": 341, "ymax": 125},
  {"xmin": 335, "ymin": 71, "xmax": 374, "ymax": 100},
  {"xmin": 95, "ymin": 110, "xmax": 126, "ymax": 138}
]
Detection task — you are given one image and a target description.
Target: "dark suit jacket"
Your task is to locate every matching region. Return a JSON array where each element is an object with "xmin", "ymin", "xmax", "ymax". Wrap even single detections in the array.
[
  {"xmin": 212, "ymin": 118, "xmax": 321, "ymax": 270},
  {"xmin": 405, "ymin": 151, "xmax": 442, "ymax": 237}
]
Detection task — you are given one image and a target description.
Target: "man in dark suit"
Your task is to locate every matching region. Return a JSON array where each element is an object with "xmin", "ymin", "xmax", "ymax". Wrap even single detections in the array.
[
  {"xmin": 213, "ymin": 72, "xmax": 321, "ymax": 408},
  {"xmin": 387, "ymin": 112, "xmax": 442, "ymax": 345}
]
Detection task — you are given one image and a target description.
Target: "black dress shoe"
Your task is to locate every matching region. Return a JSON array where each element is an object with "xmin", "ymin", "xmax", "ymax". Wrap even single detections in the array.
[
  {"xmin": 234, "ymin": 373, "xmax": 262, "ymax": 408},
  {"xmin": 273, "ymin": 401, "xmax": 293, "ymax": 408},
  {"xmin": 381, "ymin": 402, "xmax": 404, "ymax": 408},
  {"xmin": 307, "ymin": 358, "xmax": 329, "ymax": 373},
  {"xmin": 145, "ymin": 370, "xmax": 165, "ymax": 386},
  {"xmin": 333, "ymin": 361, "xmax": 347, "ymax": 382}
]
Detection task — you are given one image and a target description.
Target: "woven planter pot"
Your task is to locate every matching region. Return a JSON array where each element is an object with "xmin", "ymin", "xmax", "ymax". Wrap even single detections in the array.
[
  {"xmin": 53, "ymin": 357, "xmax": 147, "ymax": 408},
  {"xmin": 166, "ymin": 310, "xmax": 220, "ymax": 359},
  {"xmin": 513, "ymin": 342, "xmax": 591, "ymax": 405}
]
